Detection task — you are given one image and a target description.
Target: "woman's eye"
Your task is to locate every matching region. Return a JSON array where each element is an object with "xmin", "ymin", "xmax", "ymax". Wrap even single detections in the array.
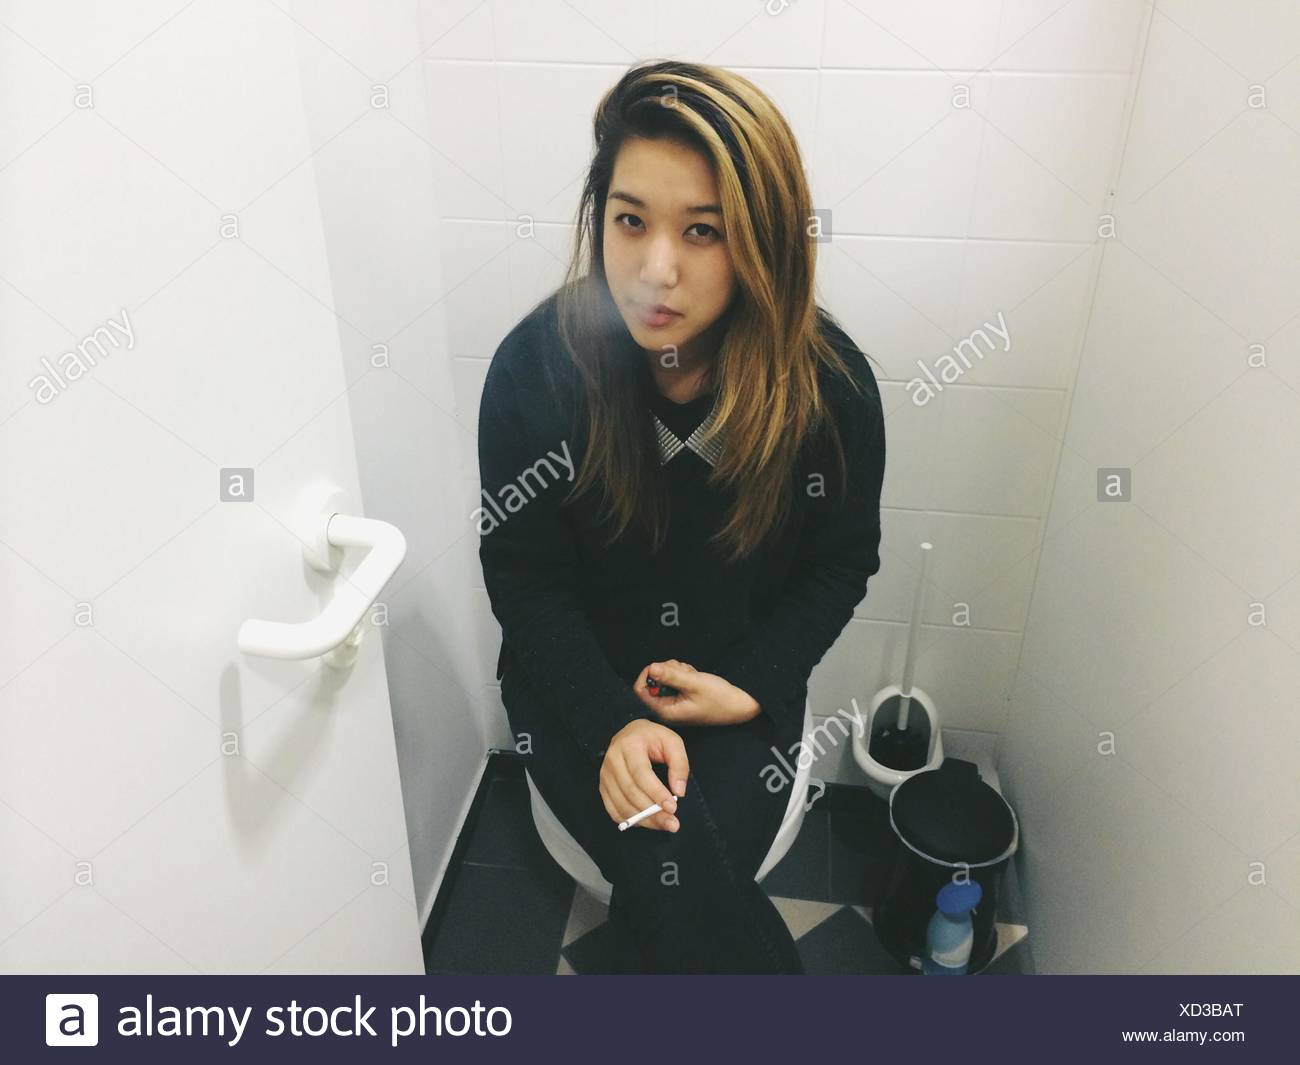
[{"xmin": 612, "ymin": 214, "xmax": 721, "ymax": 241}]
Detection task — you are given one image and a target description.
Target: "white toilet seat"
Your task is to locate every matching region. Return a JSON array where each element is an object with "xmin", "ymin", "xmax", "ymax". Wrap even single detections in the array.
[{"xmin": 524, "ymin": 698, "xmax": 816, "ymax": 906}]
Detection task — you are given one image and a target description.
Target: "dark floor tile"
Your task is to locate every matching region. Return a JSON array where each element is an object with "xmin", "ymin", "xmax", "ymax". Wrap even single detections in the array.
[
  {"xmin": 760, "ymin": 807, "xmax": 830, "ymax": 901},
  {"xmin": 490, "ymin": 753, "xmax": 525, "ymax": 781},
  {"xmin": 828, "ymin": 805, "xmax": 899, "ymax": 906},
  {"xmin": 562, "ymin": 916, "xmax": 642, "ymax": 975},
  {"xmin": 424, "ymin": 861, "xmax": 574, "ymax": 974},
  {"xmin": 981, "ymin": 937, "xmax": 1033, "ymax": 975},
  {"xmin": 795, "ymin": 906, "xmax": 913, "ymax": 975},
  {"xmin": 820, "ymin": 782, "xmax": 886, "ymax": 816},
  {"xmin": 462, "ymin": 775, "xmax": 556, "ymax": 871}
]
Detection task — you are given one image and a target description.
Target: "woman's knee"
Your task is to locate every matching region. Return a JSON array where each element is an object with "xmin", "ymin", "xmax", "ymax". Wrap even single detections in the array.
[{"xmin": 611, "ymin": 788, "xmax": 743, "ymax": 904}]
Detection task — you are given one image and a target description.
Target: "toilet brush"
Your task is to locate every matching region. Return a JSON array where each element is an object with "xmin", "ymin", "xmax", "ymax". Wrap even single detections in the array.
[{"xmin": 868, "ymin": 541, "xmax": 935, "ymax": 771}]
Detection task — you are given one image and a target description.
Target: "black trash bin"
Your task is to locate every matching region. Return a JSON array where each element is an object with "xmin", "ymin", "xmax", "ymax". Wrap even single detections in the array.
[{"xmin": 872, "ymin": 757, "xmax": 1018, "ymax": 974}]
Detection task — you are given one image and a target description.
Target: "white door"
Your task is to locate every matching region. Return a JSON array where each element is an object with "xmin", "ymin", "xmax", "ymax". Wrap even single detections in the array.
[{"xmin": 0, "ymin": 10, "xmax": 422, "ymax": 974}]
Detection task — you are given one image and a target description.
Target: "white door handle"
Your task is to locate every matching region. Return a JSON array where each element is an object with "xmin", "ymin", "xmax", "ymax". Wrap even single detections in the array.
[{"xmin": 238, "ymin": 482, "xmax": 407, "ymax": 667}]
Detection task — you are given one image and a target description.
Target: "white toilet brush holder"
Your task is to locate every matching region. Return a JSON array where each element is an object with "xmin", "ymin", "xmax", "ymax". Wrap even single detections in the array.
[
  {"xmin": 853, "ymin": 540, "xmax": 945, "ymax": 801},
  {"xmin": 853, "ymin": 684, "xmax": 945, "ymax": 802}
]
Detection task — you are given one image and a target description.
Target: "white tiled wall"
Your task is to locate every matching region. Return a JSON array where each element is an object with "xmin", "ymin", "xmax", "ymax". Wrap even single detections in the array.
[
  {"xmin": 439, "ymin": 1, "xmax": 1147, "ymax": 793},
  {"xmin": 1000, "ymin": 1, "xmax": 1300, "ymax": 973}
]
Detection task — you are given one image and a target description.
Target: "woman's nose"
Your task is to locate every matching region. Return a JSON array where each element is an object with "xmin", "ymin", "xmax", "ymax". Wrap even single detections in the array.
[{"xmin": 639, "ymin": 236, "xmax": 678, "ymax": 287}]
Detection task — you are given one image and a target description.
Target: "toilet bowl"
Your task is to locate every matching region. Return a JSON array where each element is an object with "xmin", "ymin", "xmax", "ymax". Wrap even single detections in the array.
[{"xmin": 524, "ymin": 699, "xmax": 816, "ymax": 905}]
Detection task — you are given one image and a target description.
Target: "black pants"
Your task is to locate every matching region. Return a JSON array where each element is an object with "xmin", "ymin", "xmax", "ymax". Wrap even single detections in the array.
[{"xmin": 502, "ymin": 665, "xmax": 806, "ymax": 974}]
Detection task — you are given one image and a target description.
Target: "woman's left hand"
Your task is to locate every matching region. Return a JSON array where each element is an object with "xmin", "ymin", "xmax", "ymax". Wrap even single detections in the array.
[{"xmin": 633, "ymin": 659, "xmax": 761, "ymax": 726}]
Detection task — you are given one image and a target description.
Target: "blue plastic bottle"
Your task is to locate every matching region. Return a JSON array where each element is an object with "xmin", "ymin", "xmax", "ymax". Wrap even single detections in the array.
[{"xmin": 921, "ymin": 880, "xmax": 983, "ymax": 975}]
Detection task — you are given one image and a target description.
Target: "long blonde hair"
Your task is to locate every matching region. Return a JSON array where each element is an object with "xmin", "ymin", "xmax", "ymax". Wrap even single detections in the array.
[{"xmin": 544, "ymin": 60, "xmax": 876, "ymax": 565}]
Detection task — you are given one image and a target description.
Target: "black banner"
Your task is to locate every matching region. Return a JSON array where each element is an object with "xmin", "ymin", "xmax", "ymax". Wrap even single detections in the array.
[{"xmin": 15, "ymin": 975, "xmax": 1291, "ymax": 1060}]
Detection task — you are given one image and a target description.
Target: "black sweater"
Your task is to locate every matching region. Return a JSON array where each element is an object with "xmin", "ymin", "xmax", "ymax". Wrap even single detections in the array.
[{"xmin": 477, "ymin": 292, "xmax": 886, "ymax": 765}]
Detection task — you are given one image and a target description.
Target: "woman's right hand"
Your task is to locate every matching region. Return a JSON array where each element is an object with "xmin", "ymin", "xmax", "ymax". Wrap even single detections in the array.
[{"xmin": 599, "ymin": 719, "xmax": 690, "ymax": 832}]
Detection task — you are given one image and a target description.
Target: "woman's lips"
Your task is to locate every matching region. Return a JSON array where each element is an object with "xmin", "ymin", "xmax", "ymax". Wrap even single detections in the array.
[{"xmin": 634, "ymin": 302, "xmax": 682, "ymax": 328}]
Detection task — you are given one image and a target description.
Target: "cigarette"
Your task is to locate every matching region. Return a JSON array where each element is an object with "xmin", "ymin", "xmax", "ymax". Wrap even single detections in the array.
[{"xmin": 618, "ymin": 802, "xmax": 663, "ymax": 832}]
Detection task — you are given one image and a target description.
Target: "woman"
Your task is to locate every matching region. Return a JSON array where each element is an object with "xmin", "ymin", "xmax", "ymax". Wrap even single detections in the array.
[{"xmin": 476, "ymin": 60, "xmax": 885, "ymax": 974}]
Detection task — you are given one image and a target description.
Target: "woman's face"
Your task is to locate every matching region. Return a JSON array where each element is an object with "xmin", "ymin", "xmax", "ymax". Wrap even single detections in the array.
[{"xmin": 601, "ymin": 136, "xmax": 737, "ymax": 359}]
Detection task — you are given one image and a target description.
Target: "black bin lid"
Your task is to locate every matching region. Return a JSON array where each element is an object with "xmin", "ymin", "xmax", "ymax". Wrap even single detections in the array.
[{"xmin": 890, "ymin": 757, "xmax": 1016, "ymax": 866}]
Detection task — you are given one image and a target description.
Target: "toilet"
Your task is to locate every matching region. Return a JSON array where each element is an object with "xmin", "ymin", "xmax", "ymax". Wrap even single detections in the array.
[{"xmin": 524, "ymin": 699, "xmax": 816, "ymax": 905}]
